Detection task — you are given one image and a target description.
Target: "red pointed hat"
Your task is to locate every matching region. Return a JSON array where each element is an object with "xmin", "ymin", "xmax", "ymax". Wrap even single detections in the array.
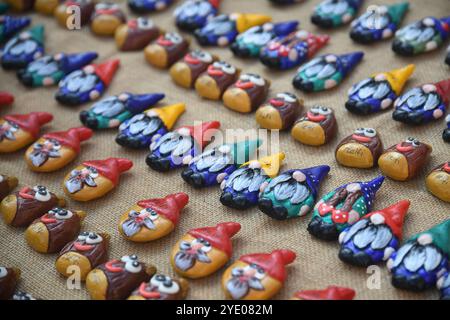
[
  {"xmin": 91, "ymin": 59, "xmax": 120, "ymax": 86},
  {"xmin": 82, "ymin": 157, "xmax": 133, "ymax": 186},
  {"xmin": 209, "ymin": 0, "xmax": 221, "ymax": 8},
  {"xmin": 306, "ymin": 33, "xmax": 330, "ymax": 58},
  {"xmin": 176, "ymin": 121, "xmax": 221, "ymax": 149},
  {"xmin": 43, "ymin": 127, "xmax": 93, "ymax": 153},
  {"xmin": 294, "ymin": 286, "xmax": 356, "ymax": 300},
  {"xmin": 435, "ymin": 78, "xmax": 450, "ymax": 105},
  {"xmin": 364, "ymin": 200, "xmax": 410, "ymax": 240},
  {"xmin": 137, "ymin": 192, "xmax": 189, "ymax": 225},
  {"xmin": 188, "ymin": 222, "xmax": 241, "ymax": 257},
  {"xmin": 4, "ymin": 112, "xmax": 53, "ymax": 138},
  {"xmin": 240, "ymin": 249, "xmax": 296, "ymax": 283},
  {"xmin": 0, "ymin": 92, "xmax": 14, "ymax": 106}
]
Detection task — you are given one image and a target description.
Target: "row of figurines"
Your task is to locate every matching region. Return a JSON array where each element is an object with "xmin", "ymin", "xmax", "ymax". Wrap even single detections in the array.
[{"xmin": 1, "ymin": 175, "xmax": 450, "ymax": 299}]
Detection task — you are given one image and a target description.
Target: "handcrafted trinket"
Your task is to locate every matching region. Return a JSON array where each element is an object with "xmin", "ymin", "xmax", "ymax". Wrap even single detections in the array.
[
  {"xmin": 128, "ymin": 0, "xmax": 173, "ymax": 13},
  {"xmin": 0, "ymin": 267, "xmax": 20, "ymax": 300},
  {"xmin": 55, "ymin": 59, "xmax": 120, "ymax": 106},
  {"xmin": 0, "ymin": 174, "xmax": 18, "ymax": 201},
  {"xmin": 25, "ymin": 208, "xmax": 86, "ymax": 253},
  {"xmin": 260, "ymin": 30, "xmax": 329, "ymax": 70},
  {"xmin": 387, "ymin": 219, "xmax": 450, "ymax": 291},
  {"xmin": 115, "ymin": 18, "xmax": 160, "ymax": 51},
  {"xmin": 118, "ymin": 192, "xmax": 189, "ymax": 242},
  {"xmin": 0, "ymin": 185, "xmax": 65, "ymax": 227},
  {"xmin": 91, "ymin": 2, "xmax": 126, "ymax": 37},
  {"xmin": 55, "ymin": 0, "xmax": 95, "ymax": 27},
  {"xmin": 378, "ymin": 137, "xmax": 431, "ymax": 181},
  {"xmin": 437, "ymin": 272, "xmax": 450, "ymax": 300},
  {"xmin": 291, "ymin": 106, "xmax": 337, "ymax": 146},
  {"xmin": 63, "ymin": 157, "xmax": 133, "ymax": 202},
  {"xmin": 426, "ymin": 162, "xmax": 450, "ymax": 203},
  {"xmin": 194, "ymin": 13, "xmax": 272, "ymax": 47},
  {"xmin": 35, "ymin": 0, "xmax": 62, "ymax": 15},
  {"xmin": 12, "ymin": 291, "xmax": 36, "ymax": 300},
  {"xmin": 393, "ymin": 16, "xmax": 450, "ymax": 56},
  {"xmin": 170, "ymin": 50, "xmax": 218, "ymax": 88},
  {"xmin": 5, "ymin": 0, "xmax": 34, "ymax": 11},
  {"xmin": 128, "ymin": 273, "xmax": 189, "ymax": 300},
  {"xmin": 293, "ymin": 52, "xmax": 364, "ymax": 92},
  {"xmin": 335, "ymin": 127, "xmax": 383, "ymax": 169},
  {"xmin": 146, "ymin": 121, "xmax": 220, "ymax": 172},
  {"xmin": 56, "ymin": 231, "xmax": 110, "ymax": 281},
  {"xmin": 144, "ymin": 32, "xmax": 190, "ymax": 69},
  {"xmin": 174, "ymin": 0, "xmax": 220, "ymax": 32},
  {"xmin": 292, "ymin": 286, "xmax": 355, "ymax": 300},
  {"xmin": 223, "ymin": 73, "xmax": 270, "ymax": 113},
  {"xmin": 1, "ymin": 25, "xmax": 44, "ymax": 70},
  {"xmin": 86, "ymin": 255, "xmax": 156, "ymax": 300},
  {"xmin": 345, "ymin": 64, "xmax": 415, "ymax": 115},
  {"xmin": 444, "ymin": 114, "xmax": 450, "ymax": 142},
  {"xmin": 220, "ymin": 153, "xmax": 285, "ymax": 210},
  {"xmin": 0, "ymin": 15, "xmax": 30, "ymax": 43},
  {"xmin": 338, "ymin": 200, "xmax": 410, "ymax": 267},
  {"xmin": 25, "ymin": 127, "xmax": 93, "ymax": 172},
  {"xmin": 256, "ymin": 92, "xmax": 301, "ymax": 130},
  {"xmin": 231, "ymin": 21, "xmax": 299, "ymax": 59},
  {"xmin": 17, "ymin": 51, "xmax": 98, "ymax": 87},
  {"xmin": 311, "ymin": 0, "xmax": 363, "ymax": 28},
  {"xmin": 195, "ymin": 61, "xmax": 240, "ymax": 100},
  {"xmin": 258, "ymin": 165, "xmax": 330, "ymax": 220},
  {"xmin": 116, "ymin": 103, "xmax": 185, "ymax": 149},
  {"xmin": 222, "ymin": 249, "xmax": 296, "ymax": 300},
  {"xmin": 171, "ymin": 222, "xmax": 241, "ymax": 279},
  {"xmin": 181, "ymin": 139, "xmax": 261, "ymax": 188},
  {"xmin": 0, "ymin": 92, "xmax": 14, "ymax": 107},
  {"xmin": 79, "ymin": 92, "xmax": 164, "ymax": 130},
  {"xmin": 392, "ymin": 79, "xmax": 450, "ymax": 125},
  {"xmin": 307, "ymin": 175, "xmax": 385, "ymax": 241},
  {"xmin": 0, "ymin": 112, "xmax": 53, "ymax": 153},
  {"xmin": 350, "ymin": 2, "xmax": 409, "ymax": 44}
]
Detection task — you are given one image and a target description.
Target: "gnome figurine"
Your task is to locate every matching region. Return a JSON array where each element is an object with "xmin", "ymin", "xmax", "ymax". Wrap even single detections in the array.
[
  {"xmin": 118, "ymin": 192, "xmax": 189, "ymax": 242},
  {"xmin": 311, "ymin": 0, "xmax": 364, "ymax": 29},
  {"xmin": 387, "ymin": 219, "xmax": 450, "ymax": 292},
  {"xmin": 437, "ymin": 272, "xmax": 450, "ymax": 300},
  {"xmin": 258, "ymin": 165, "xmax": 330, "ymax": 220},
  {"xmin": 222, "ymin": 249, "xmax": 296, "ymax": 300},
  {"xmin": 128, "ymin": 0, "xmax": 173, "ymax": 13},
  {"xmin": 174, "ymin": 0, "xmax": 220, "ymax": 32},
  {"xmin": 63, "ymin": 157, "xmax": 133, "ymax": 202},
  {"xmin": 443, "ymin": 114, "xmax": 450, "ymax": 143},
  {"xmin": 0, "ymin": 112, "xmax": 53, "ymax": 153},
  {"xmin": 171, "ymin": 222, "xmax": 241, "ymax": 279},
  {"xmin": 25, "ymin": 127, "xmax": 93, "ymax": 172},
  {"xmin": 307, "ymin": 176, "xmax": 385, "ymax": 241},
  {"xmin": 426, "ymin": 162, "xmax": 450, "ymax": 203},
  {"xmin": 79, "ymin": 92, "xmax": 165, "ymax": 130},
  {"xmin": 55, "ymin": 59, "xmax": 120, "ymax": 106},
  {"xmin": 146, "ymin": 121, "xmax": 221, "ymax": 172},
  {"xmin": 346, "ymin": 64, "xmax": 415, "ymax": 115},
  {"xmin": 181, "ymin": 139, "xmax": 261, "ymax": 188},
  {"xmin": 338, "ymin": 200, "xmax": 410, "ymax": 267},
  {"xmin": 0, "ymin": 15, "xmax": 30, "ymax": 43},
  {"xmin": 17, "ymin": 51, "xmax": 98, "ymax": 87},
  {"xmin": 0, "ymin": 174, "xmax": 18, "ymax": 202},
  {"xmin": 291, "ymin": 286, "xmax": 356, "ymax": 300},
  {"xmin": 0, "ymin": 92, "xmax": 14, "ymax": 107}
]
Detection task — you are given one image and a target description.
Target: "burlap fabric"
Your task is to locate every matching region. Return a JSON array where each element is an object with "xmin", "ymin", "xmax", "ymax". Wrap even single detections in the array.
[{"xmin": 1, "ymin": 0, "xmax": 449, "ymax": 300}]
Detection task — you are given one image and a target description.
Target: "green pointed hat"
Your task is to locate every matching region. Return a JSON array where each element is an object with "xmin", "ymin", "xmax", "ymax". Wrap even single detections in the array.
[
  {"xmin": 228, "ymin": 139, "xmax": 262, "ymax": 165},
  {"xmin": 26, "ymin": 25, "xmax": 45, "ymax": 44},
  {"xmin": 410, "ymin": 219, "xmax": 450, "ymax": 256},
  {"xmin": 387, "ymin": 2, "xmax": 409, "ymax": 25}
]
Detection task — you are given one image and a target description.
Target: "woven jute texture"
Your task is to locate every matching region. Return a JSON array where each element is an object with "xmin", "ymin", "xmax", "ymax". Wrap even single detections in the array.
[{"xmin": 1, "ymin": 0, "xmax": 449, "ymax": 300}]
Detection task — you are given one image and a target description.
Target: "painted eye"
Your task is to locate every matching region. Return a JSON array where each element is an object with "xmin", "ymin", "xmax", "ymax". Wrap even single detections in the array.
[
  {"xmin": 87, "ymin": 167, "xmax": 98, "ymax": 178},
  {"xmin": 167, "ymin": 33, "xmax": 182, "ymax": 44},
  {"xmin": 146, "ymin": 208, "xmax": 159, "ymax": 221},
  {"xmin": 86, "ymin": 232, "xmax": 103, "ymax": 244},
  {"xmin": 121, "ymin": 254, "xmax": 139, "ymax": 263},
  {"xmin": 221, "ymin": 63, "xmax": 236, "ymax": 75},
  {"xmin": 412, "ymin": 139, "xmax": 420, "ymax": 147},
  {"xmin": 52, "ymin": 140, "xmax": 61, "ymax": 150},
  {"xmin": 276, "ymin": 92, "xmax": 296, "ymax": 103},
  {"xmin": 318, "ymin": 106, "xmax": 331, "ymax": 115},
  {"xmin": 354, "ymin": 128, "xmax": 365, "ymax": 135},
  {"xmin": 137, "ymin": 18, "xmax": 154, "ymax": 30},
  {"xmin": 405, "ymin": 137, "xmax": 415, "ymax": 143},
  {"xmin": 33, "ymin": 186, "xmax": 51, "ymax": 202},
  {"xmin": 364, "ymin": 128, "xmax": 377, "ymax": 138},
  {"xmin": 77, "ymin": 231, "xmax": 89, "ymax": 241},
  {"xmin": 250, "ymin": 264, "xmax": 265, "ymax": 279},
  {"xmin": 197, "ymin": 51, "xmax": 212, "ymax": 63},
  {"xmin": 128, "ymin": 210, "xmax": 139, "ymax": 218},
  {"xmin": 248, "ymin": 74, "xmax": 265, "ymax": 86},
  {"xmin": 8, "ymin": 122, "xmax": 19, "ymax": 132},
  {"xmin": 200, "ymin": 239, "xmax": 212, "ymax": 252},
  {"xmin": 0, "ymin": 267, "xmax": 7, "ymax": 278},
  {"xmin": 55, "ymin": 209, "xmax": 73, "ymax": 220},
  {"xmin": 239, "ymin": 73, "xmax": 250, "ymax": 81},
  {"xmin": 125, "ymin": 261, "xmax": 142, "ymax": 273},
  {"xmin": 159, "ymin": 278, "xmax": 180, "ymax": 294},
  {"xmin": 151, "ymin": 274, "xmax": 167, "ymax": 285}
]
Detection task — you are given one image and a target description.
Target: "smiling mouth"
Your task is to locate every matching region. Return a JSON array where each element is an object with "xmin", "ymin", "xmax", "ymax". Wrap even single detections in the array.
[
  {"xmin": 235, "ymin": 81, "xmax": 254, "ymax": 89},
  {"xmin": 139, "ymin": 284, "xmax": 162, "ymax": 299},
  {"xmin": 74, "ymin": 242, "xmax": 95, "ymax": 251},
  {"xmin": 105, "ymin": 260, "xmax": 123, "ymax": 272},
  {"xmin": 19, "ymin": 187, "xmax": 35, "ymax": 199},
  {"xmin": 396, "ymin": 143, "xmax": 414, "ymax": 153},
  {"xmin": 184, "ymin": 55, "xmax": 200, "ymax": 65},
  {"xmin": 207, "ymin": 66, "xmax": 224, "ymax": 76},
  {"xmin": 157, "ymin": 39, "xmax": 174, "ymax": 47},
  {"xmin": 351, "ymin": 134, "xmax": 372, "ymax": 143},
  {"xmin": 40, "ymin": 214, "xmax": 57, "ymax": 224},
  {"xmin": 307, "ymin": 112, "xmax": 326, "ymax": 122}
]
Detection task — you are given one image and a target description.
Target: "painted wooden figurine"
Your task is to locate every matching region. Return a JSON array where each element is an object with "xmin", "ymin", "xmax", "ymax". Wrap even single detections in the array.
[
  {"xmin": 86, "ymin": 255, "xmax": 157, "ymax": 300},
  {"xmin": 171, "ymin": 222, "xmax": 241, "ymax": 279},
  {"xmin": 437, "ymin": 272, "xmax": 450, "ymax": 300},
  {"xmin": 63, "ymin": 157, "xmax": 133, "ymax": 202},
  {"xmin": 55, "ymin": 59, "xmax": 120, "ymax": 106},
  {"xmin": 0, "ymin": 112, "xmax": 53, "ymax": 153},
  {"xmin": 292, "ymin": 52, "xmax": 364, "ymax": 92},
  {"xmin": 90, "ymin": 3, "xmax": 126, "ymax": 37},
  {"xmin": 128, "ymin": 273, "xmax": 189, "ymax": 300},
  {"xmin": 311, "ymin": 0, "xmax": 364, "ymax": 29},
  {"xmin": 195, "ymin": 61, "xmax": 240, "ymax": 100},
  {"xmin": 222, "ymin": 249, "xmax": 296, "ymax": 300},
  {"xmin": 220, "ymin": 153, "xmax": 285, "ymax": 210},
  {"xmin": 170, "ymin": 50, "xmax": 218, "ymax": 88},
  {"xmin": 346, "ymin": 64, "xmax": 415, "ymax": 115},
  {"xmin": 79, "ymin": 92, "xmax": 165, "ymax": 130},
  {"xmin": 146, "ymin": 121, "xmax": 221, "ymax": 172},
  {"xmin": 335, "ymin": 127, "xmax": 383, "ymax": 169},
  {"xmin": 291, "ymin": 106, "xmax": 337, "ymax": 146},
  {"xmin": 25, "ymin": 127, "xmax": 93, "ymax": 172},
  {"xmin": 1, "ymin": 25, "xmax": 45, "ymax": 70},
  {"xmin": 56, "ymin": 231, "xmax": 109, "ymax": 281},
  {"xmin": 0, "ymin": 185, "xmax": 66, "ymax": 227},
  {"xmin": 118, "ymin": 192, "xmax": 189, "ymax": 242},
  {"xmin": 256, "ymin": 92, "xmax": 302, "ymax": 130},
  {"xmin": 4, "ymin": 0, "xmax": 35, "ymax": 11},
  {"xmin": 115, "ymin": 18, "xmax": 161, "ymax": 51},
  {"xmin": 116, "ymin": 103, "xmax": 185, "ymax": 149},
  {"xmin": 291, "ymin": 286, "xmax": 356, "ymax": 300},
  {"xmin": 0, "ymin": 92, "xmax": 14, "ymax": 107},
  {"xmin": 17, "ymin": 51, "xmax": 98, "ymax": 87},
  {"xmin": 338, "ymin": 200, "xmax": 410, "ymax": 267},
  {"xmin": 128, "ymin": 0, "xmax": 173, "ymax": 13},
  {"xmin": 174, "ymin": 0, "xmax": 220, "ymax": 32},
  {"xmin": 55, "ymin": 0, "xmax": 95, "ymax": 27},
  {"xmin": 426, "ymin": 162, "xmax": 450, "ymax": 203},
  {"xmin": 0, "ymin": 15, "xmax": 30, "ymax": 43},
  {"xmin": 387, "ymin": 219, "xmax": 450, "ymax": 292},
  {"xmin": 444, "ymin": 114, "xmax": 450, "ymax": 143},
  {"xmin": 34, "ymin": 0, "xmax": 63, "ymax": 15},
  {"xmin": 258, "ymin": 165, "xmax": 330, "ymax": 220},
  {"xmin": 378, "ymin": 137, "xmax": 432, "ymax": 181},
  {"xmin": 0, "ymin": 175, "xmax": 18, "ymax": 202},
  {"xmin": 0, "ymin": 267, "xmax": 20, "ymax": 300},
  {"xmin": 144, "ymin": 32, "xmax": 190, "ymax": 69},
  {"xmin": 307, "ymin": 175, "xmax": 385, "ymax": 241}
]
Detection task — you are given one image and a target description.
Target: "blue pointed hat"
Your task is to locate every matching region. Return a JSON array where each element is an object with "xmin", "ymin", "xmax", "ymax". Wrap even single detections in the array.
[
  {"xmin": 273, "ymin": 20, "xmax": 299, "ymax": 37},
  {"xmin": 340, "ymin": 51, "xmax": 364, "ymax": 76},
  {"xmin": 61, "ymin": 51, "xmax": 98, "ymax": 74},
  {"xmin": 300, "ymin": 165, "xmax": 330, "ymax": 198},
  {"xmin": 358, "ymin": 175, "xmax": 385, "ymax": 211},
  {"xmin": 126, "ymin": 93, "xmax": 165, "ymax": 113},
  {"xmin": 2, "ymin": 16, "xmax": 31, "ymax": 39}
]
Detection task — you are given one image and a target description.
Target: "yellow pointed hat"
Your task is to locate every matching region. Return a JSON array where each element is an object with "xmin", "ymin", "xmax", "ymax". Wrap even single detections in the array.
[
  {"xmin": 232, "ymin": 13, "xmax": 272, "ymax": 34},
  {"xmin": 374, "ymin": 64, "xmax": 415, "ymax": 95},
  {"xmin": 242, "ymin": 152, "xmax": 285, "ymax": 178},
  {"xmin": 147, "ymin": 103, "xmax": 186, "ymax": 130}
]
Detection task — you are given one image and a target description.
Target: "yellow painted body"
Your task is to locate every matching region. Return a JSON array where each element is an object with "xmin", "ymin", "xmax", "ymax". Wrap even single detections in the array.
[
  {"xmin": 35, "ymin": 0, "xmax": 60, "ymax": 15},
  {"xmin": 223, "ymin": 88, "xmax": 251, "ymax": 113},
  {"xmin": 91, "ymin": 16, "xmax": 122, "ymax": 37},
  {"xmin": 25, "ymin": 221, "xmax": 49, "ymax": 253},
  {"xmin": 144, "ymin": 44, "xmax": 168, "ymax": 69},
  {"xmin": 426, "ymin": 171, "xmax": 450, "ymax": 203},
  {"xmin": 378, "ymin": 152, "xmax": 409, "ymax": 181},
  {"xmin": 0, "ymin": 194, "xmax": 18, "ymax": 225},
  {"xmin": 0, "ymin": 120, "xmax": 35, "ymax": 153},
  {"xmin": 255, "ymin": 105, "xmax": 283, "ymax": 130},
  {"xmin": 25, "ymin": 139, "xmax": 77, "ymax": 172},
  {"xmin": 55, "ymin": 251, "xmax": 92, "ymax": 281},
  {"xmin": 336, "ymin": 143, "xmax": 374, "ymax": 169},
  {"xmin": 170, "ymin": 62, "xmax": 193, "ymax": 88},
  {"xmin": 194, "ymin": 75, "xmax": 221, "ymax": 100},
  {"xmin": 85, "ymin": 269, "xmax": 108, "ymax": 300},
  {"xmin": 291, "ymin": 120, "xmax": 325, "ymax": 146}
]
